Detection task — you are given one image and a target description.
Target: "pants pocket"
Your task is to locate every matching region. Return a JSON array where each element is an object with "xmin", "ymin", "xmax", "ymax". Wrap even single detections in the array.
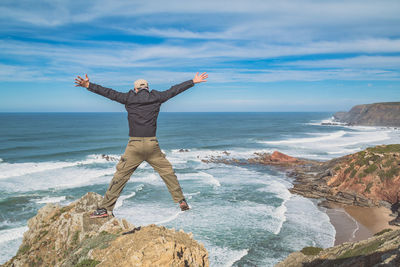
[
  {"xmin": 149, "ymin": 139, "xmax": 160, "ymax": 148},
  {"xmin": 116, "ymin": 156, "xmax": 127, "ymax": 171}
]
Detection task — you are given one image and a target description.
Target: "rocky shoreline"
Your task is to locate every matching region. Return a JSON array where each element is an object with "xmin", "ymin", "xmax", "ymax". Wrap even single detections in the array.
[
  {"xmin": 201, "ymin": 145, "xmax": 400, "ymax": 265},
  {"xmin": 201, "ymin": 145, "xmax": 400, "ymax": 222}
]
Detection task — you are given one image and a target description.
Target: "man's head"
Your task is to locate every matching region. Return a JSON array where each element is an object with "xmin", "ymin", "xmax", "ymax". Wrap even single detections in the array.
[{"xmin": 134, "ymin": 79, "xmax": 149, "ymax": 92}]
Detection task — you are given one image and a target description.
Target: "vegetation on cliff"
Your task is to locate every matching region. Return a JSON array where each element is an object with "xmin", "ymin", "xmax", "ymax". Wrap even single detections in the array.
[
  {"xmin": 327, "ymin": 144, "xmax": 400, "ymax": 204},
  {"xmin": 276, "ymin": 229, "xmax": 400, "ymax": 266}
]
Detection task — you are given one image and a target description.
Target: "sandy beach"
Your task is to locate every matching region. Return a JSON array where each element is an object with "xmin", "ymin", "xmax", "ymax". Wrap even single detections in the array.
[{"xmin": 324, "ymin": 204, "xmax": 400, "ymax": 245}]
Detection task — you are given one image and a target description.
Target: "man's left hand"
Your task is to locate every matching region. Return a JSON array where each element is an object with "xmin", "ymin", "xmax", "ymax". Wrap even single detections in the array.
[{"xmin": 193, "ymin": 72, "xmax": 208, "ymax": 84}]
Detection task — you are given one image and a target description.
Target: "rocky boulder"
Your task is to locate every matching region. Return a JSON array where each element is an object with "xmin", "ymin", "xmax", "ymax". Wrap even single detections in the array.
[{"xmin": 3, "ymin": 192, "xmax": 209, "ymax": 267}]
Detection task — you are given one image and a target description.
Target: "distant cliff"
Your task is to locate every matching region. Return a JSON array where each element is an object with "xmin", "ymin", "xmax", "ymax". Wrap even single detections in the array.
[
  {"xmin": 4, "ymin": 192, "xmax": 209, "ymax": 267},
  {"xmin": 276, "ymin": 229, "xmax": 400, "ymax": 266},
  {"xmin": 333, "ymin": 102, "xmax": 400, "ymax": 127}
]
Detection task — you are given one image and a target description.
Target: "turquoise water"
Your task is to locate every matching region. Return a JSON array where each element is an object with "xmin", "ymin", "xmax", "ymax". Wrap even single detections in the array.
[{"xmin": 1, "ymin": 112, "xmax": 399, "ymax": 266}]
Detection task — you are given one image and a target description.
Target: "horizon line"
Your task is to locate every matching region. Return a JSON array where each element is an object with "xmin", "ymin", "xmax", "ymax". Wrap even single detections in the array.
[{"xmin": 0, "ymin": 111, "xmax": 338, "ymax": 113}]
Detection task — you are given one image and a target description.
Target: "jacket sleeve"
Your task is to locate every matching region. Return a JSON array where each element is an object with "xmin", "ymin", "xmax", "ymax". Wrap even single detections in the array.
[
  {"xmin": 87, "ymin": 82, "xmax": 128, "ymax": 104},
  {"xmin": 157, "ymin": 79, "xmax": 195, "ymax": 103}
]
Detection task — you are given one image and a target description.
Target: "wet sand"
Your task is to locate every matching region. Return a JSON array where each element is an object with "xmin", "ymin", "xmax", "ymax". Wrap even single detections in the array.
[{"xmin": 324, "ymin": 204, "xmax": 399, "ymax": 245}]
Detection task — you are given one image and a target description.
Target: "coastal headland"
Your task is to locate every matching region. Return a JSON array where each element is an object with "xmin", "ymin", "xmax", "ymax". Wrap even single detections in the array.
[{"xmin": 201, "ymin": 144, "xmax": 400, "ymax": 265}]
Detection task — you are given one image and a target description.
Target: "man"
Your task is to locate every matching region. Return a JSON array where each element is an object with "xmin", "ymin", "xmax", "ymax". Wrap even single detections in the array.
[{"xmin": 74, "ymin": 72, "xmax": 208, "ymax": 218}]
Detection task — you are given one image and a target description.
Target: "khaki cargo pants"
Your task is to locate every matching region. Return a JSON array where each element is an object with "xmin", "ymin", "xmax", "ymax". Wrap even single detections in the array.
[{"xmin": 99, "ymin": 136, "xmax": 185, "ymax": 211}]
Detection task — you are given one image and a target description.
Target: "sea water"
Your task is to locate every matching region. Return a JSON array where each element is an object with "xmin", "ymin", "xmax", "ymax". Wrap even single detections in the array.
[{"xmin": 0, "ymin": 112, "xmax": 399, "ymax": 266}]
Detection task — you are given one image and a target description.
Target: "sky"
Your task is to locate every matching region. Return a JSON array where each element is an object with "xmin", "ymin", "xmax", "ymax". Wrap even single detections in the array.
[{"xmin": 0, "ymin": 0, "xmax": 399, "ymax": 112}]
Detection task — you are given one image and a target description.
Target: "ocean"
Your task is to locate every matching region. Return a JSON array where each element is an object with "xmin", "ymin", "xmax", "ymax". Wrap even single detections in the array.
[{"xmin": 0, "ymin": 112, "xmax": 399, "ymax": 266}]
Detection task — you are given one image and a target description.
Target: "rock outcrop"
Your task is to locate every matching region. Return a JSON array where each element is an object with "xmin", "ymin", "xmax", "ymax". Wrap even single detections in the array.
[
  {"xmin": 333, "ymin": 102, "xmax": 400, "ymax": 127},
  {"xmin": 3, "ymin": 192, "xmax": 209, "ymax": 267},
  {"xmin": 201, "ymin": 150, "xmax": 312, "ymax": 167},
  {"xmin": 276, "ymin": 229, "xmax": 400, "ymax": 266},
  {"xmin": 248, "ymin": 151, "xmax": 310, "ymax": 165}
]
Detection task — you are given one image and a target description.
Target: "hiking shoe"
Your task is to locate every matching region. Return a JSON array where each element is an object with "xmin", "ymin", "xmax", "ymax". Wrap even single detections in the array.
[
  {"xmin": 179, "ymin": 199, "xmax": 190, "ymax": 211},
  {"xmin": 89, "ymin": 208, "xmax": 113, "ymax": 218}
]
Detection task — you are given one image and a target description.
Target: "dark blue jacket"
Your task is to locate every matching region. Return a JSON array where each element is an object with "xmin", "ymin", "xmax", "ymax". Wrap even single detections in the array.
[{"xmin": 87, "ymin": 80, "xmax": 195, "ymax": 137}]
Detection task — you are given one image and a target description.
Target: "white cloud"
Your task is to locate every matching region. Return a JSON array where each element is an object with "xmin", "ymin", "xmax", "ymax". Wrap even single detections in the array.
[
  {"xmin": 1, "ymin": 0, "xmax": 399, "ymax": 44},
  {"xmin": 279, "ymin": 56, "xmax": 400, "ymax": 69},
  {"xmin": 1, "ymin": 0, "xmax": 399, "ymax": 26},
  {"xmin": 2, "ymin": 38, "xmax": 400, "ymax": 67},
  {"xmin": 0, "ymin": 0, "xmax": 399, "ymax": 85}
]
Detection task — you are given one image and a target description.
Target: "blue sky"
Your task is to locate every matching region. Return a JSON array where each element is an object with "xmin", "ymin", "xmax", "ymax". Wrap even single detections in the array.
[{"xmin": 0, "ymin": 0, "xmax": 399, "ymax": 112}]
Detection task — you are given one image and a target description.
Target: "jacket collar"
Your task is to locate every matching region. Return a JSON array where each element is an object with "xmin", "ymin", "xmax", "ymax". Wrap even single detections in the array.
[{"xmin": 134, "ymin": 88, "xmax": 149, "ymax": 94}]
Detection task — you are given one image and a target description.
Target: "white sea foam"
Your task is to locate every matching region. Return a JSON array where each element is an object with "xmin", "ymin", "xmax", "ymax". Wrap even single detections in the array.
[
  {"xmin": 0, "ymin": 226, "xmax": 28, "ymax": 244},
  {"xmin": 0, "ymin": 226, "xmax": 29, "ymax": 265},
  {"xmin": 206, "ymin": 245, "xmax": 249, "ymax": 267},
  {"xmin": 0, "ymin": 220, "xmax": 14, "ymax": 229},
  {"xmin": 327, "ymin": 147, "xmax": 362, "ymax": 155},
  {"xmin": 0, "ymin": 166, "xmax": 115, "ymax": 192},
  {"xmin": 114, "ymin": 192, "xmax": 136, "ymax": 210},
  {"xmin": 185, "ymin": 191, "xmax": 201, "ymax": 200},
  {"xmin": 116, "ymin": 203, "xmax": 184, "ymax": 227},
  {"xmin": 284, "ymin": 196, "xmax": 335, "ymax": 249},
  {"xmin": 256, "ymin": 176, "xmax": 293, "ymax": 235},
  {"xmin": 273, "ymin": 203, "xmax": 289, "ymax": 235},
  {"xmin": 35, "ymin": 196, "xmax": 66, "ymax": 204},
  {"xmin": 154, "ymin": 210, "xmax": 184, "ymax": 224},
  {"xmin": 306, "ymin": 116, "xmax": 348, "ymax": 126},
  {"xmin": 130, "ymin": 172, "xmax": 163, "ymax": 185},
  {"xmin": 0, "ymin": 154, "xmax": 120, "ymax": 180},
  {"xmin": 179, "ymin": 171, "xmax": 220, "ymax": 187},
  {"xmin": 258, "ymin": 126, "xmax": 396, "ymax": 160},
  {"xmin": 203, "ymin": 165, "xmax": 293, "ymax": 235},
  {"xmin": 115, "ymin": 164, "xmax": 297, "ymax": 266},
  {"xmin": 198, "ymin": 171, "xmax": 220, "ymax": 187},
  {"xmin": 171, "ymin": 149, "xmax": 192, "ymax": 153},
  {"xmin": 261, "ymin": 130, "xmax": 347, "ymax": 145},
  {"xmin": 273, "ymin": 192, "xmax": 291, "ymax": 235},
  {"xmin": 170, "ymin": 147, "xmax": 275, "ymax": 164},
  {"xmin": 136, "ymin": 184, "xmax": 144, "ymax": 191}
]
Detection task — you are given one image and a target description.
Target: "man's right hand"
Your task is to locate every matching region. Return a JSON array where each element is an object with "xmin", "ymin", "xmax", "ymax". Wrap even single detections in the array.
[{"xmin": 74, "ymin": 74, "xmax": 90, "ymax": 88}]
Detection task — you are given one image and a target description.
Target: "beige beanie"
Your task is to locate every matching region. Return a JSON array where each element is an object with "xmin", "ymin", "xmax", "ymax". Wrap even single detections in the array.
[{"xmin": 134, "ymin": 79, "xmax": 149, "ymax": 89}]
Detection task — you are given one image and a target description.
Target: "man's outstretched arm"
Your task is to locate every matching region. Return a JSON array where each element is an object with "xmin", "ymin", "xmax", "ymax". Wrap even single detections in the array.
[
  {"xmin": 74, "ymin": 74, "xmax": 128, "ymax": 105},
  {"xmin": 158, "ymin": 72, "xmax": 208, "ymax": 103}
]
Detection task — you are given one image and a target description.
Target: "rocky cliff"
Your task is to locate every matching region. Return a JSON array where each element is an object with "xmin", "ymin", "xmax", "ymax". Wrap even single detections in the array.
[
  {"xmin": 333, "ymin": 102, "xmax": 400, "ymax": 127},
  {"xmin": 3, "ymin": 192, "xmax": 209, "ymax": 267},
  {"xmin": 289, "ymin": 144, "xmax": 400, "ymax": 210},
  {"xmin": 325, "ymin": 144, "xmax": 400, "ymax": 205},
  {"xmin": 276, "ymin": 229, "xmax": 400, "ymax": 266}
]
